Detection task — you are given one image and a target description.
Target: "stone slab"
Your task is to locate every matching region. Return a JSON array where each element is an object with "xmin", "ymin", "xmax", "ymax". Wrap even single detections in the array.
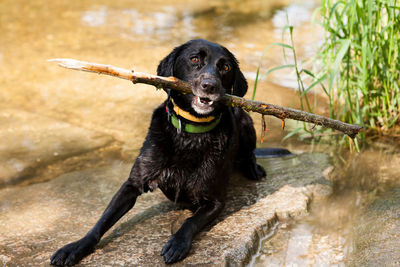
[
  {"xmin": 0, "ymin": 153, "xmax": 332, "ymax": 266},
  {"xmin": 0, "ymin": 109, "xmax": 114, "ymax": 186}
]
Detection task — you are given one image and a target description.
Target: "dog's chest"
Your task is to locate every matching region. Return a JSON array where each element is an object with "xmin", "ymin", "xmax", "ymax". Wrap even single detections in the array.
[{"xmin": 156, "ymin": 132, "xmax": 233, "ymax": 203}]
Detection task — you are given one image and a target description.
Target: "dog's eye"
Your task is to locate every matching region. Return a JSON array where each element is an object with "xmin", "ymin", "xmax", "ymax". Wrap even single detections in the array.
[
  {"xmin": 223, "ymin": 64, "xmax": 231, "ymax": 72},
  {"xmin": 191, "ymin": 57, "xmax": 200, "ymax": 64}
]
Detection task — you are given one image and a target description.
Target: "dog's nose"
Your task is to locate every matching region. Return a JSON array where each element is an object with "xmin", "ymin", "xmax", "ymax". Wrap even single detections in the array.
[{"xmin": 200, "ymin": 79, "xmax": 217, "ymax": 94}]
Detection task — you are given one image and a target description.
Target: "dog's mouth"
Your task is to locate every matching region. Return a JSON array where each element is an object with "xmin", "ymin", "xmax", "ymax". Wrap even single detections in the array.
[
  {"xmin": 196, "ymin": 96, "xmax": 214, "ymax": 106},
  {"xmin": 192, "ymin": 95, "xmax": 218, "ymax": 115}
]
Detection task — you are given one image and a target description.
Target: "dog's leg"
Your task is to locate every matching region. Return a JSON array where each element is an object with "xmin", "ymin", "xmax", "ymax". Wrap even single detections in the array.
[
  {"xmin": 50, "ymin": 180, "xmax": 141, "ymax": 266},
  {"xmin": 234, "ymin": 107, "xmax": 266, "ymax": 180},
  {"xmin": 240, "ymin": 152, "xmax": 267, "ymax": 180},
  {"xmin": 161, "ymin": 200, "xmax": 224, "ymax": 264}
]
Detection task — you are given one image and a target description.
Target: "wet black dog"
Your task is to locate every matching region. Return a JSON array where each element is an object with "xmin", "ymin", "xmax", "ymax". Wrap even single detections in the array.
[{"xmin": 51, "ymin": 39, "xmax": 277, "ymax": 265}]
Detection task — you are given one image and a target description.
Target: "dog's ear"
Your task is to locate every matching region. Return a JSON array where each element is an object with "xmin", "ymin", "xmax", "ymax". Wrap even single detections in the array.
[
  {"xmin": 157, "ymin": 52, "xmax": 175, "ymax": 77},
  {"xmin": 157, "ymin": 45, "xmax": 185, "ymax": 77},
  {"xmin": 223, "ymin": 47, "xmax": 248, "ymax": 97},
  {"xmin": 157, "ymin": 45, "xmax": 186, "ymax": 95},
  {"xmin": 232, "ymin": 68, "xmax": 248, "ymax": 97}
]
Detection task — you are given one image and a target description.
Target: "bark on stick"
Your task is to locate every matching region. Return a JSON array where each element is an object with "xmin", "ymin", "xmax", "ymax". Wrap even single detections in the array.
[{"xmin": 49, "ymin": 58, "xmax": 363, "ymax": 138}]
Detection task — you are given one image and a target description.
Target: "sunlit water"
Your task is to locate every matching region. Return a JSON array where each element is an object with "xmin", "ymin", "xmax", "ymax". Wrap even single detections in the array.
[
  {"xmin": 1, "ymin": 0, "xmax": 399, "ymax": 265},
  {"xmin": 253, "ymin": 149, "xmax": 400, "ymax": 266}
]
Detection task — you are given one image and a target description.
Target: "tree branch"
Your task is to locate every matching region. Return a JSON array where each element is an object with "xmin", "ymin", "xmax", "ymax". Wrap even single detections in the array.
[{"xmin": 48, "ymin": 58, "xmax": 362, "ymax": 138}]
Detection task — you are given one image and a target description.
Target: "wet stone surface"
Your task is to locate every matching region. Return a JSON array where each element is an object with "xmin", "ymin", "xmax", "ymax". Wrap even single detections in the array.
[
  {"xmin": 349, "ymin": 187, "xmax": 400, "ymax": 267},
  {"xmin": 0, "ymin": 153, "xmax": 331, "ymax": 266},
  {"xmin": 0, "ymin": 109, "xmax": 114, "ymax": 187}
]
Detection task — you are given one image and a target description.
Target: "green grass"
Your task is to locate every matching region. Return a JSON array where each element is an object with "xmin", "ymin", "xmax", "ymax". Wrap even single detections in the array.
[
  {"xmin": 254, "ymin": 0, "xmax": 400, "ymax": 147},
  {"xmin": 318, "ymin": 0, "xmax": 400, "ymax": 141}
]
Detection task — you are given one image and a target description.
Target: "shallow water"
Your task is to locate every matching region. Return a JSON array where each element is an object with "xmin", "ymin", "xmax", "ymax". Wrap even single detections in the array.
[
  {"xmin": 1, "ymin": 0, "xmax": 399, "ymax": 265},
  {"xmin": 0, "ymin": 0, "xmax": 324, "ymax": 185},
  {"xmin": 253, "ymin": 149, "xmax": 400, "ymax": 266},
  {"xmin": 0, "ymin": 0, "xmax": 322, "ymax": 149}
]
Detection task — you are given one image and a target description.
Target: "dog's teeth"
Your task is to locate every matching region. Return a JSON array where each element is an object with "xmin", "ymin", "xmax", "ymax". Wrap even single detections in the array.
[{"xmin": 198, "ymin": 97, "xmax": 213, "ymax": 105}]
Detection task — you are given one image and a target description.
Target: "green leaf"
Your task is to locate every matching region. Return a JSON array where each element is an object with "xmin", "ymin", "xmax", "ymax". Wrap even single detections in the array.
[
  {"xmin": 332, "ymin": 39, "xmax": 351, "ymax": 73},
  {"xmin": 304, "ymin": 73, "xmax": 328, "ymax": 94},
  {"xmin": 301, "ymin": 69, "xmax": 316, "ymax": 78},
  {"xmin": 283, "ymin": 127, "xmax": 303, "ymax": 140},
  {"xmin": 252, "ymin": 67, "xmax": 261, "ymax": 101},
  {"xmin": 261, "ymin": 64, "xmax": 295, "ymax": 78}
]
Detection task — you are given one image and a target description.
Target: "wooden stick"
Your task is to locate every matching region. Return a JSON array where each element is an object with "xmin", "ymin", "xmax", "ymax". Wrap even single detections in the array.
[{"xmin": 48, "ymin": 58, "xmax": 363, "ymax": 138}]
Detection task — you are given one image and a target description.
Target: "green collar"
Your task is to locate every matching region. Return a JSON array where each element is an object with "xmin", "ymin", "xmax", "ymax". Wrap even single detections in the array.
[{"xmin": 168, "ymin": 110, "xmax": 221, "ymax": 134}]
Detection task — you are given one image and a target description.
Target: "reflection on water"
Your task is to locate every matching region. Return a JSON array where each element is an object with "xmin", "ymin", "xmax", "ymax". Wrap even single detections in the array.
[
  {"xmin": 77, "ymin": 1, "xmax": 308, "ymax": 44},
  {"xmin": 272, "ymin": 3, "xmax": 314, "ymax": 29},
  {"xmin": 81, "ymin": 6, "xmax": 196, "ymax": 41},
  {"xmin": 82, "ymin": 6, "xmax": 108, "ymax": 27}
]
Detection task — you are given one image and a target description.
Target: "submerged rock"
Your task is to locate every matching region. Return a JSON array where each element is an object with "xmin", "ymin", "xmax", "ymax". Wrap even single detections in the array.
[
  {"xmin": 349, "ymin": 187, "xmax": 400, "ymax": 266},
  {"xmin": 0, "ymin": 153, "xmax": 331, "ymax": 266},
  {"xmin": 0, "ymin": 109, "xmax": 114, "ymax": 187}
]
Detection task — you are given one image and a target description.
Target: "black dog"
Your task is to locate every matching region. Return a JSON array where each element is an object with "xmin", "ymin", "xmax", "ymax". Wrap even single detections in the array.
[{"xmin": 51, "ymin": 39, "xmax": 271, "ymax": 265}]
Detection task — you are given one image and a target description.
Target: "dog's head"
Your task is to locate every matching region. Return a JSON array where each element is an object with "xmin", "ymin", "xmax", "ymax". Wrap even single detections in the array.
[{"xmin": 157, "ymin": 39, "xmax": 248, "ymax": 116}]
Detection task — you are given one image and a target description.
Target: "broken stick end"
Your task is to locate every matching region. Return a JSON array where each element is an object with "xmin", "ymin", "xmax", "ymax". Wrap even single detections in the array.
[{"xmin": 48, "ymin": 58, "xmax": 88, "ymax": 70}]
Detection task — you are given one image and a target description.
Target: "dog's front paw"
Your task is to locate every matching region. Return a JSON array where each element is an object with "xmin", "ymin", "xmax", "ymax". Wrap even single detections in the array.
[
  {"xmin": 50, "ymin": 237, "xmax": 95, "ymax": 266},
  {"xmin": 242, "ymin": 162, "xmax": 266, "ymax": 181},
  {"xmin": 255, "ymin": 163, "xmax": 267, "ymax": 179},
  {"xmin": 161, "ymin": 234, "xmax": 191, "ymax": 264}
]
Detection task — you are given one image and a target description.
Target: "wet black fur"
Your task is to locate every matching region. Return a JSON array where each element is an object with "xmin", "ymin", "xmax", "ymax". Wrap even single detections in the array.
[{"xmin": 50, "ymin": 39, "xmax": 269, "ymax": 266}]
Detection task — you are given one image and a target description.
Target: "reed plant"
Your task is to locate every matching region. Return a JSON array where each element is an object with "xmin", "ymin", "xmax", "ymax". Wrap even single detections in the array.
[
  {"xmin": 317, "ymin": 0, "xmax": 400, "ymax": 142},
  {"xmin": 255, "ymin": 0, "xmax": 400, "ymax": 146}
]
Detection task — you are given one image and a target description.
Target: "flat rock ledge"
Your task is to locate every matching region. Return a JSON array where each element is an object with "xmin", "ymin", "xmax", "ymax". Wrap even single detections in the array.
[
  {"xmin": 0, "ymin": 109, "xmax": 114, "ymax": 187},
  {"xmin": 0, "ymin": 153, "xmax": 332, "ymax": 266}
]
